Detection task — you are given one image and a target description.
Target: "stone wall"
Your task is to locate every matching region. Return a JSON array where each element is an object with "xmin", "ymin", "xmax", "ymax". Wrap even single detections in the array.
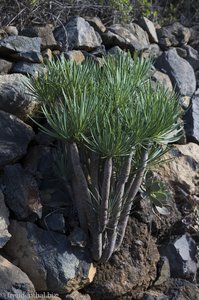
[{"xmin": 0, "ymin": 16, "xmax": 198, "ymax": 300}]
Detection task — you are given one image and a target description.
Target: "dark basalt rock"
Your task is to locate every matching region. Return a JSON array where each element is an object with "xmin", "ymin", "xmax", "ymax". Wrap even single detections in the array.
[
  {"xmin": 12, "ymin": 61, "xmax": 46, "ymax": 76},
  {"xmin": 155, "ymin": 48, "xmax": 196, "ymax": 96},
  {"xmin": 0, "ymin": 110, "xmax": 34, "ymax": 168},
  {"xmin": 185, "ymin": 89, "xmax": 199, "ymax": 143},
  {"xmin": 4, "ymin": 220, "xmax": 96, "ymax": 293},
  {"xmin": 53, "ymin": 17, "xmax": 102, "ymax": 51},
  {"xmin": 3, "ymin": 164, "xmax": 42, "ymax": 220},
  {"xmin": 159, "ymin": 233, "xmax": 197, "ymax": 280},
  {"xmin": 0, "ymin": 190, "xmax": 11, "ymax": 248},
  {"xmin": 0, "ymin": 36, "xmax": 42, "ymax": 63}
]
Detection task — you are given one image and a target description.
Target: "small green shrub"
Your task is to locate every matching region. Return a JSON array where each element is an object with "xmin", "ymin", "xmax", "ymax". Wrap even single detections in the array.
[{"xmin": 28, "ymin": 53, "xmax": 182, "ymax": 262}]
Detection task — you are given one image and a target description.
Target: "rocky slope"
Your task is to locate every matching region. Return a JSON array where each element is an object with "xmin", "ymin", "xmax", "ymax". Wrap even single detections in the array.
[{"xmin": 0, "ymin": 16, "xmax": 198, "ymax": 300}]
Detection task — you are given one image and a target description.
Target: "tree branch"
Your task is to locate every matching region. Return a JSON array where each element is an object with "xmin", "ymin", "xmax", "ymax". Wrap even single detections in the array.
[
  {"xmin": 115, "ymin": 145, "xmax": 149, "ymax": 250},
  {"xmin": 99, "ymin": 153, "xmax": 133, "ymax": 262},
  {"xmin": 99, "ymin": 157, "xmax": 112, "ymax": 233}
]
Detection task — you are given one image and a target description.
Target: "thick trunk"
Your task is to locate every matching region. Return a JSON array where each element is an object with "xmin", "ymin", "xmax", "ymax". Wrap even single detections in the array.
[{"xmin": 70, "ymin": 142, "xmax": 102, "ymax": 260}]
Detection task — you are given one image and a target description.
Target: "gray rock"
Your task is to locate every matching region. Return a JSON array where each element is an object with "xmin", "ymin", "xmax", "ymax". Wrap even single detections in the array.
[
  {"xmin": 12, "ymin": 62, "xmax": 46, "ymax": 76},
  {"xmin": 155, "ymin": 256, "xmax": 170, "ymax": 286},
  {"xmin": 22, "ymin": 145, "xmax": 72, "ymax": 209},
  {"xmin": 102, "ymin": 23, "xmax": 149, "ymax": 52},
  {"xmin": 159, "ymin": 233, "xmax": 197, "ymax": 280},
  {"xmin": 0, "ymin": 255, "xmax": 35, "ymax": 300},
  {"xmin": 0, "ymin": 74, "xmax": 39, "ymax": 120},
  {"xmin": 185, "ymin": 89, "xmax": 199, "ymax": 143},
  {"xmin": 40, "ymin": 212, "xmax": 66, "ymax": 233},
  {"xmin": 3, "ymin": 164, "xmax": 42, "ymax": 220},
  {"xmin": 152, "ymin": 70, "xmax": 173, "ymax": 92},
  {"xmin": 138, "ymin": 17, "xmax": 158, "ymax": 43},
  {"xmin": 0, "ymin": 59, "xmax": 13, "ymax": 74},
  {"xmin": 4, "ymin": 220, "xmax": 96, "ymax": 293},
  {"xmin": 90, "ymin": 45, "xmax": 106, "ymax": 57},
  {"xmin": 157, "ymin": 143, "xmax": 199, "ymax": 201},
  {"xmin": 20, "ymin": 24, "xmax": 58, "ymax": 50},
  {"xmin": 132, "ymin": 184, "xmax": 181, "ymax": 237},
  {"xmin": 54, "ymin": 17, "xmax": 102, "ymax": 51},
  {"xmin": 182, "ymin": 45, "xmax": 199, "ymax": 71},
  {"xmin": 196, "ymin": 70, "xmax": 199, "ymax": 88},
  {"xmin": 0, "ymin": 190, "xmax": 11, "ymax": 248},
  {"xmin": 189, "ymin": 25, "xmax": 199, "ymax": 49},
  {"xmin": 69, "ymin": 227, "xmax": 88, "ymax": 248},
  {"xmin": 0, "ymin": 110, "xmax": 34, "ymax": 168},
  {"xmin": 155, "ymin": 48, "xmax": 196, "ymax": 96},
  {"xmin": 0, "ymin": 36, "xmax": 42, "ymax": 63},
  {"xmin": 157, "ymin": 22, "xmax": 191, "ymax": 49},
  {"xmin": 107, "ymin": 46, "xmax": 124, "ymax": 56},
  {"xmin": 143, "ymin": 43, "xmax": 162, "ymax": 59},
  {"xmin": 166, "ymin": 279, "xmax": 199, "ymax": 300},
  {"xmin": 85, "ymin": 17, "xmax": 106, "ymax": 34},
  {"xmin": 176, "ymin": 47, "xmax": 187, "ymax": 58}
]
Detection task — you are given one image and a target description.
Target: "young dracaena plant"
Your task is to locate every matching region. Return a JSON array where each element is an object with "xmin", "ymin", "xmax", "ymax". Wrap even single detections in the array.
[{"xmin": 28, "ymin": 53, "xmax": 182, "ymax": 262}]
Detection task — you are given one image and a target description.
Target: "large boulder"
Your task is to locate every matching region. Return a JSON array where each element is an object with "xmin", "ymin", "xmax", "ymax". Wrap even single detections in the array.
[
  {"xmin": 155, "ymin": 48, "xmax": 196, "ymax": 96},
  {"xmin": 0, "ymin": 190, "xmax": 11, "ymax": 248},
  {"xmin": 0, "ymin": 255, "xmax": 35, "ymax": 300},
  {"xmin": 0, "ymin": 74, "xmax": 39, "ymax": 120},
  {"xmin": 4, "ymin": 220, "xmax": 96, "ymax": 293},
  {"xmin": 102, "ymin": 23, "xmax": 149, "ymax": 52},
  {"xmin": 0, "ymin": 36, "xmax": 42, "ymax": 62},
  {"xmin": 159, "ymin": 234, "xmax": 197, "ymax": 280},
  {"xmin": 0, "ymin": 110, "xmax": 34, "ymax": 168},
  {"xmin": 157, "ymin": 22, "xmax": 191, "ymax": 49},
  {"xmin": 185, "ymin": 89, "xmax": 199, "ymax": 143},
  {"xmin": 3, "ymin": 164, "xmax": 42, "ymax": 220},
  {"xmin": 54, "ymin": 17, "xmax": 102, "ymax": 51}
]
